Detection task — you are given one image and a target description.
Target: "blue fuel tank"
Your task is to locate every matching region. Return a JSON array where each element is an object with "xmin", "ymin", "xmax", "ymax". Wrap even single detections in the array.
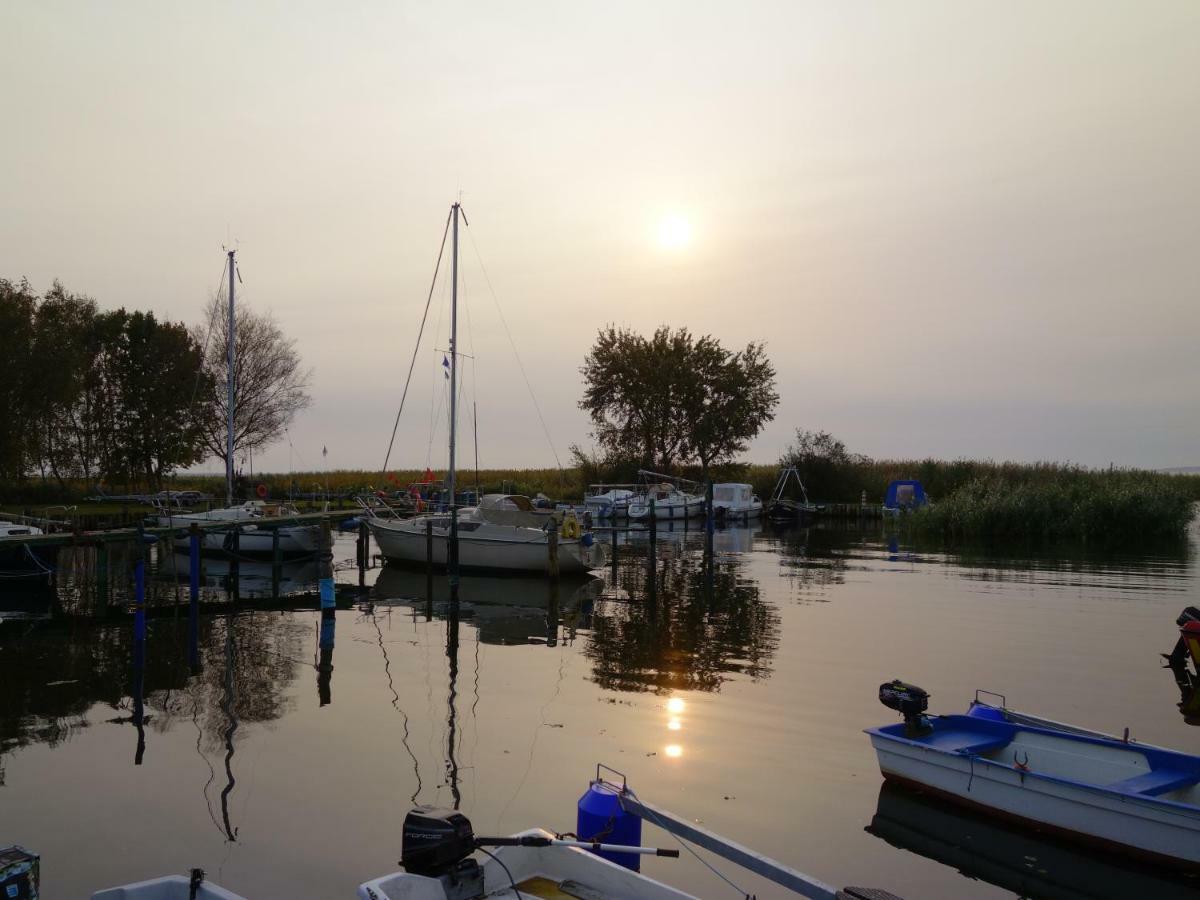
[{"xmin": 576, "ymin": 777, "xmax": 642, "ymax": 871}]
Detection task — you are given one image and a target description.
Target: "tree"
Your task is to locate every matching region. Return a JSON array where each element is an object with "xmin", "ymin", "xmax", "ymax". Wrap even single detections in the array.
[
  {"xmin": 579, "ymin": 325, "xmax": 778, "ymax": 477},
  {"xmin": 0, "ymin": 280, "xmax": 37, "ymax": 481},
  {"xmin": 117, "ymin": 311, "xmax": 213, "ymax": 487},
  {"xmin": 780, "ymin": 429, "xmax": 870, "ymax": 501},
  {"xmin": 195, "ymin": 296, "xmax": 312, "ymax": 470}
]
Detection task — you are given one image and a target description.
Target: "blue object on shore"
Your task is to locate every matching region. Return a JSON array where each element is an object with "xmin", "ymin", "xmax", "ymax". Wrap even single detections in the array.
[{"xmin": 883, "ymin": 480, "xmax": 927, "ymax": 511}]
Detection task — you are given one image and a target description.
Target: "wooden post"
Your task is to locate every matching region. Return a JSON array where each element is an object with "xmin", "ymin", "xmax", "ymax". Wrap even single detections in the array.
[
  {"xmin": 610, "ymin": 528, "xmax": 618, "ymax": 581},
  {"xmin": 358, "ymin": 520, "xmax": 369, "ymax": 589},
  {"xmin": 96, "ymin": 542, "xmax": 109, "ymax": 613},
  {"xmin": 189, "ymin": 524, "xmax": 201, "ymax": 671},
  {"xmin": 705, "ymin": 481, "xmax": 715, "ymax": 559},
  {"xmin": 425, "ymin": 518, "xmax": 434, "ymax": 606},
  {"xmin": 229, "ymin": 526, "xmax": 241, "ymax": 603},
  {"xmin": 271, "ymin": 525, "xmax": 282, "ymax": 598},
  {"xmin": 318, "ymin": 517, "xmax": 334, "ymax": 610},
  {"xmin": 547, "ymin": 523, "xmax": 560, "ymax": 581},
  {"xmin": 647, "ymin": 498, "xmax": 657, "ymax": 593}
]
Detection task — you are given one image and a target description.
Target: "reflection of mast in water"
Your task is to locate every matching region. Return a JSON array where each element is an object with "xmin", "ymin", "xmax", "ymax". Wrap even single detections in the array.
[
  {"xmin": 445, "ymin": 599, "xmax": 462, "ymax": 809},
  {"xmin": 366, "ymin": 604, "xmax": 424, "ymax": 803},
  {"xmin": 219, "ymin": 614, "xmax": 239, "ymax": 842}
]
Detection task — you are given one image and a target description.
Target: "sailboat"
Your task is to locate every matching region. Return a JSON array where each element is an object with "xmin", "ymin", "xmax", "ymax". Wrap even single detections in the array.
[
  {"xmin": 156, "ymin": 250, "xmax": 319, "ymax": 556},
  {"xmin": 366, "ymin": 204, "xmax": 598, "ymax": 576}
]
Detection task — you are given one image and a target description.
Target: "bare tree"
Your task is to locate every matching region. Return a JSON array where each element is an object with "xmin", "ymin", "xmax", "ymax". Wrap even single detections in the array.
[{"xmin": 195, "ymin": 296, "xmax": 312, "ymax": 469}]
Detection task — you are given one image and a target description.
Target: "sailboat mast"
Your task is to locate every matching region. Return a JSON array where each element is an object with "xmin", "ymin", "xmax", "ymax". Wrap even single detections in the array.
[
  {"xmin": 226, "ymin": 249, "xmax": 236, "ymax": 507},
  {"xmin": 447, "ymin": 203, "xmax": 460, "ymax": 585},
  {"xmin": 448, "ymin": 205, "xmax": 458, "ymax": 510}
]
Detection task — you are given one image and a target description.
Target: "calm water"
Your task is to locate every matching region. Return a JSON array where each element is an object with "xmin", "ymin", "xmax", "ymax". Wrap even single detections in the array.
[{"xmin": 3, "ymin": 519, "xmax": 1200, "ymax": 899}]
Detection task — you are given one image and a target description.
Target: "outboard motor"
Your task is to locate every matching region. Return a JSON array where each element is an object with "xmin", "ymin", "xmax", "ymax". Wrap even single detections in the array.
[
  {"xmin": 879, "ymin": 679, "xmax": 932, "ymax": 738},
  {"xmin": 401, "ymin": 807, "xmax": 484, "ymax": 899},
  {"xmin": 1165, "ymin": 607, "xmax": 1200, "ymax": 671}
]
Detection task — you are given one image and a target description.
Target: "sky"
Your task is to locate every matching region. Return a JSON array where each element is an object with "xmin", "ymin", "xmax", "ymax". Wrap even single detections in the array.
[{"xmin": 3, "ymin": 1, "xmax": 1198, "ymax": 473}]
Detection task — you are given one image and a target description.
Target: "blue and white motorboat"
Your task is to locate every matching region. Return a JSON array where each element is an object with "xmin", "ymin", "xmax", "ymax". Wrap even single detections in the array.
[{"xmin": 867, "ymin": 681, "xmax": 1200, "ymax": 869}]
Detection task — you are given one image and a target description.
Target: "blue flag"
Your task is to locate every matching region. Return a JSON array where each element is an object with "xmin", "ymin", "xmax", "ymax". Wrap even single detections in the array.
[{"xmin": 442, "ymin": 355, "xmax": 450, "ymax": 379}]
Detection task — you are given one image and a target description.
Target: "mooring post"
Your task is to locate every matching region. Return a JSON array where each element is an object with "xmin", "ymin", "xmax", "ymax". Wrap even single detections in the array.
[
  {"xmin": 229, "ymin": 526, "xmax": 241, "ymax": 602},
  {"xmin": 270, "ymin": 525, "xmax": 282, "ymax": 598},
  {"xmin": 318, "ymin": 517, "xmax": 335, "ymax": 611},
  {"xmin": 647, "ymin": 498, "xmax": 657, "ymax": 589},
  {"xmin": 425, "ymin": 518, "xmax": 434, "ymax": 612},
  {"xmin": 94, "ymin": 542, "xmax": 109, "ymax": 614},
  {"xmin": 358, "ymin": 520, "xmax": 369, "ymax": 589},
  {"xmin": 705, "ymin": 481, "xmax": 715, "ymax": 559},
  {"xmin": 134, "ymin": 529, "xmax": 147, "ymax": 644},
  {"xmin": 610, "ymin": 528, "xmax": 619, "ymax": 581},
  {"xmin": 189, "ymin": 524, "xmax": 201, "ymax": 670},
  {"xmin": 547, "ymin": 522, "xmax": 560, "ymax": 581}
]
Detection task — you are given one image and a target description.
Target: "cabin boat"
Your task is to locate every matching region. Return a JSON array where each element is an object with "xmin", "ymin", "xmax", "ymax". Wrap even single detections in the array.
[
  {"xmin": 867, "ymin": 682, "xmax": 1200, "ymax": 869},
  {"xmin": 882, "ymin": 480, "xmax": 928, "ymax": 516},
  {"xmin": 711, "ymin": 483, "xmax": 762, "ymax": 521},
  {"xmin": 626, "ymin": 485, "xmax": 704, "ymax": 521}
]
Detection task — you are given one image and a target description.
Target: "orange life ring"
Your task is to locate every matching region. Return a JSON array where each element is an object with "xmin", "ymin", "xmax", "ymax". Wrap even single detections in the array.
[{"xmin": 255, "ymin": 483, "xmax": 268, "ymax": 499}]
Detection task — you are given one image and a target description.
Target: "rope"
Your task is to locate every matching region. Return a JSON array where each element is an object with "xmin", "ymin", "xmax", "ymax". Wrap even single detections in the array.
[
  {"xmin": 381, "ymin": 208, "xmax": 454, "ymax": 478},
  {"xmin": 623, "ymin": 787, "xmax": 752, "ymax": 899},
  {"xmin": 463, "ymin": 222, "xmax": 563, "ymax": 472}
]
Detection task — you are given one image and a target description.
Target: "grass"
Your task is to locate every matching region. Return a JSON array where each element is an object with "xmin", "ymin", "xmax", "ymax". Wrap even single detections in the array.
[{"xmin": 4, "ymin": 460, "xmax": 1197, "ymax": 545}]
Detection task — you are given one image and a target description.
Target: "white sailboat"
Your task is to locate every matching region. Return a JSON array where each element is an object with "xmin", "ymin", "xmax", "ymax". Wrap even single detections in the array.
[
  {"xmin": 711, "ymin": 483, "xmax": 762, "ymax": 520},
  {"xmin": 367, "ymin": 204, "xmax": 599, "ymax": 576},
  {"xmin": 156, "ymin": 250, "xmax": 318, "ymax": 556}
]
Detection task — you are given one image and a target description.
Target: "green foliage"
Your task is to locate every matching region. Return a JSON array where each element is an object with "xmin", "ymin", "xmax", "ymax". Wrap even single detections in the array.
[
  {"xmin": 579, "ymin": 325, "xmax": 778, "ymax": 476},
  {"xmin": 0, "ymin": 278, "xmax": 211, "ymax": 490}
]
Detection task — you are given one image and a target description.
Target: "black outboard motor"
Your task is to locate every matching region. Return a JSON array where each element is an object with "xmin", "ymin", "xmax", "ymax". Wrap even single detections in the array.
[
  {"xmin": 879, "ymin": 679, "xmax": 932, "ymax": 738},
  {"xmin": 401, "ymin": 807, "xmax": 484, "ymax": 898}
]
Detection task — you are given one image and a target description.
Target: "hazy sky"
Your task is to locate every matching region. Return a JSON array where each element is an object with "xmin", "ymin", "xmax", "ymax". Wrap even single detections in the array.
[{"xmin": 3, "ymin": 1, "xmax": 1198, "ymax": 473}]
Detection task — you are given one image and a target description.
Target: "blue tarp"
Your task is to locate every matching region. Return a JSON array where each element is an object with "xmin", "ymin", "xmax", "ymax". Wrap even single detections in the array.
[{"xmin": 884, "ymin": 480, "xmax": 928, "ymax": 510}]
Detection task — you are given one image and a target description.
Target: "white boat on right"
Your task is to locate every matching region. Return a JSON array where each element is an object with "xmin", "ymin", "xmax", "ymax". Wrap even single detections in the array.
[{"xmin": 868, "ymin": 681, "xmax": 1200, "ymax": 870}]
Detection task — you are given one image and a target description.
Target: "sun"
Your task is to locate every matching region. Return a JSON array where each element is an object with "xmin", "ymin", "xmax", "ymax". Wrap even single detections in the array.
[{"xmin": 657, "ymin": 213, "xmax": 692, "ymax": 250}]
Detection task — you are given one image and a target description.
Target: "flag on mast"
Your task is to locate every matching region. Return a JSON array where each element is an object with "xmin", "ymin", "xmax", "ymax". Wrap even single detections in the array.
[{"xmin": 442, "ymin": 355, "xmax": 451, "ymax": 379}]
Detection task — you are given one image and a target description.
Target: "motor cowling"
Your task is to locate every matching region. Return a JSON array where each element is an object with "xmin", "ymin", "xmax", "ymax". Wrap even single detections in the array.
[
  {"xmin": 879, "ymin": 679, "xmax": 932, "ymax": 737},
  {"xmin": 401, "ymin": 807, "xmax": 476, "ymax": 877}
]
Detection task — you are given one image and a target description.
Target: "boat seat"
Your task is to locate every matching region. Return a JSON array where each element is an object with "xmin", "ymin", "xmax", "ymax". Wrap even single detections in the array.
[
  {"xmin": 917, "ymin": 729, "xmax": 1011, "ymax": 756},
  {"xmin": 1108, "ymin": 769, "xmax": 1200, "ymax": 797}
]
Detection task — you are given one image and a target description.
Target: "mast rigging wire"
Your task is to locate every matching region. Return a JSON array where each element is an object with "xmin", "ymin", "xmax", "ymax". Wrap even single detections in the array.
[{"xmin": 381, "ymin": 208, "xmax": 454, "ymax": 479}]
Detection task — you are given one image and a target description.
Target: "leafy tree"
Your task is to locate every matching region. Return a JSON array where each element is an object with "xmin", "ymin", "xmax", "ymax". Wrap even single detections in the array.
[
  {"xmin": 117, "ymin": 311, "xmax": 213, "ymax": 487},
  {"xmin": 0, "ymin": 280, "xmax": 37, "ymax": 481},
  {"xmin": 780, "ymin": 429, "xmax": 871, "ymax": 501},
  {"xmin": 195, "ymin": 296, "xmax": 312, "ymax": 472},
  {"xmin": 579, "ymin": 325, "xmax": 777, "ymax": 477}
]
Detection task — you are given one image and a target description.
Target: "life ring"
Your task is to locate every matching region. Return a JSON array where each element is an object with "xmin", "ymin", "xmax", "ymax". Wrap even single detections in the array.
[
  {"xmin": 255, "ymin": 483, "xmax": 268, "ymax": 499},
  {"xmin": 561, "ymin": 514, "xmax": 581, "ymax": 540}
]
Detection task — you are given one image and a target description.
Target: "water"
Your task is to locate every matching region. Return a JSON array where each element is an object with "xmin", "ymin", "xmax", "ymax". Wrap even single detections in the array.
[{"xmin": 2, "ymin": 519, "xmax": 1199, "ymax": 899}]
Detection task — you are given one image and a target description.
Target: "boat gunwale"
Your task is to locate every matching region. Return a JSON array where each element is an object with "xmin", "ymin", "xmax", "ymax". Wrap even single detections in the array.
[{"xmin": 866, "ymin": 714, "xmax": 1200, "ymax": 816}]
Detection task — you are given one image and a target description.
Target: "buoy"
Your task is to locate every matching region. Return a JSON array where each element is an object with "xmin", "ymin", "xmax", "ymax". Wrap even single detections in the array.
[
  {"xmin": 255, "ymin": 483, "xmax": 268, "ymax": 499},
  {"xmin": 577, "ymin": 771, "xmax": 642, "ymax": 871}
]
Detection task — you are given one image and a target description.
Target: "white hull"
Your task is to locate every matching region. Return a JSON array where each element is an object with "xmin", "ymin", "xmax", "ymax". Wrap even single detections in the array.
[
  {"xmin": 359, "ymin": 828, "xmax": 694, "ymax": 900},
  {"xmin": 157, "ymin": 506, "xmax": 319, "ymax": 556},
  {"xmin": 713, "ymin": 501, "xmax": 762, "ymax": 519},
  {"xmin": 870, "ymin": 733, "xmax": 1200, "ymax": 866},
  {"xmin": 627, "ymin": 497, "xmax": 705, "ymax": 521},
  {"xmin": 369, "ymin": 516, "xmax": 598, "ymax": 574}
]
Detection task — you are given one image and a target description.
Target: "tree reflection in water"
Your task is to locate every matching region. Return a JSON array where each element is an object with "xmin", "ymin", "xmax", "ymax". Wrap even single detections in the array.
[{"xmin": 585, "ymin": 529, "xmax": 781, "ymax": 694}]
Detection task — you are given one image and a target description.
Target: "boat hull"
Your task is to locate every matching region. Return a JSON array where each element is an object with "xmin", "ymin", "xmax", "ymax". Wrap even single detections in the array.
[
  {"xmin": 868, "ymin": 725, "xmax": 1200, "ymax": 868},
  {"xmin": 158, "ymin": 516, "xmax": 318, "ymax": 556},
  {"xmin": 368, "ymin": 517, "xmax": 597, "ymax": 574}
]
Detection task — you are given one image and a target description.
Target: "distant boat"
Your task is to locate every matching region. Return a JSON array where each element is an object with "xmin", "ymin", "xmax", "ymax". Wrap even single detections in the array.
[
  {"xmin": 159, "ymin": 250, "xmax": 318, "ymax": 555},
  {"xmin": 0, "ymin": 521, "xmax": 57, "ymax": 576},
  {"xmin": 765, "ymin": 466, "xmax": 819, "ymax": 523},
  {"xmin": 711, "ymin": 483, "xmax": 762, "ymax": 521},
  {"xmin": 868, "ymin": 681, "xmax": 1200, "ymax": 869},
  {"xmin": 584, "ymin": 485, "xmax": 636, "ymax": 519}
]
